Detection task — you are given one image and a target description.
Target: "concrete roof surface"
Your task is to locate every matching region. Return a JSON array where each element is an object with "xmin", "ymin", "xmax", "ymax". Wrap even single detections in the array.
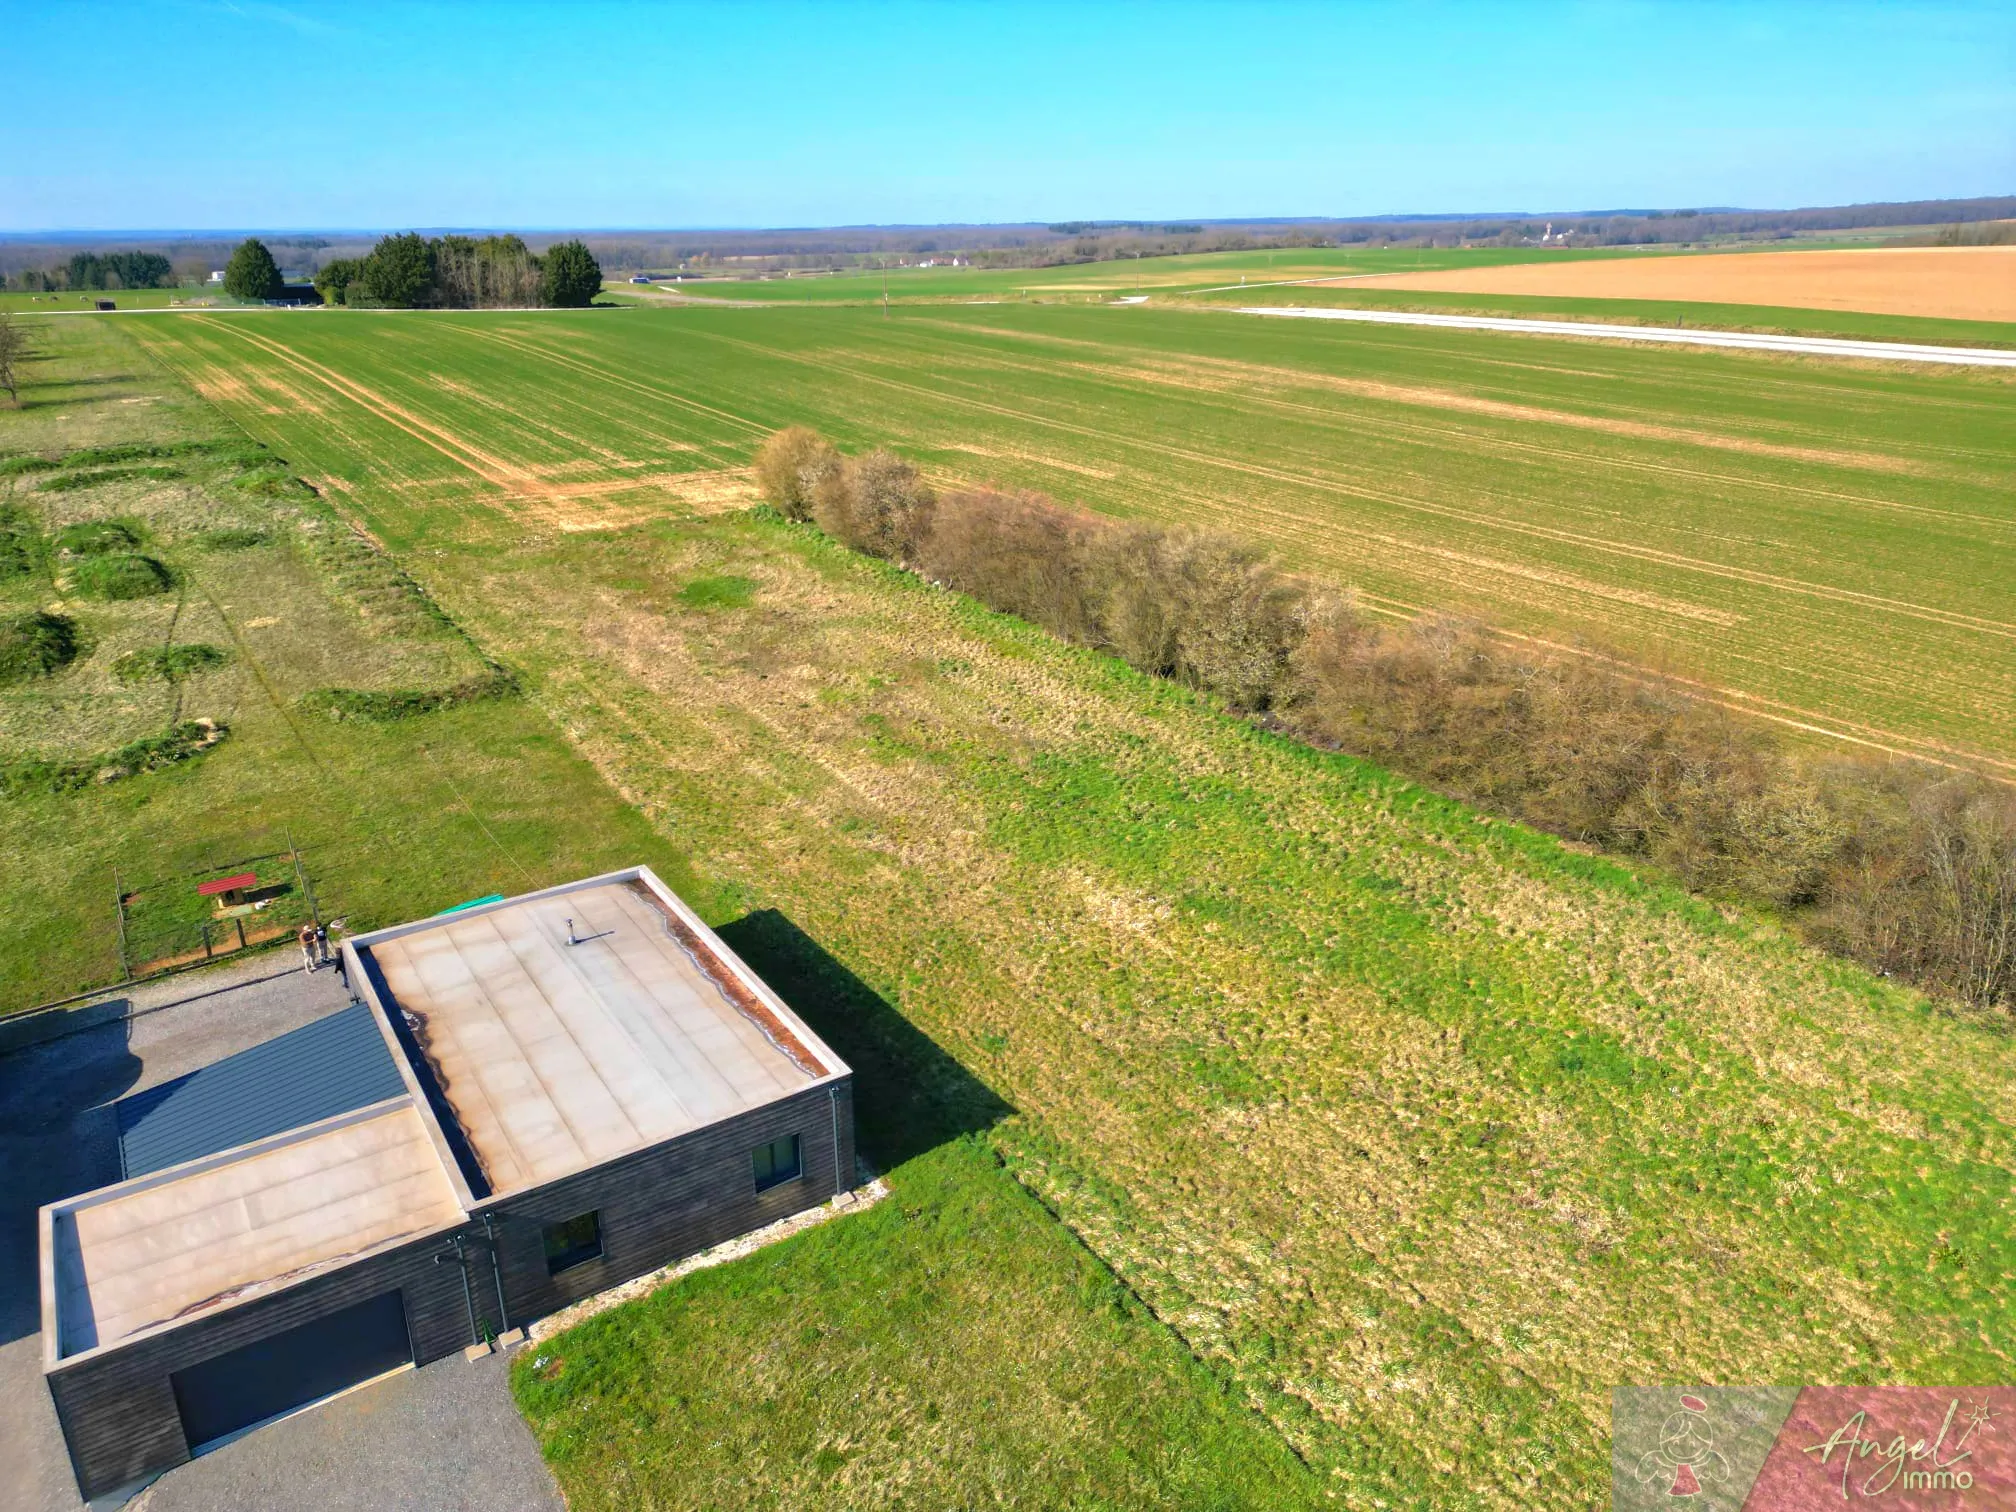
[
  {"xmin": 52, "ymin": 1101, "xmax": 463, "ymax": 1359},
  {"xmin": 361, "ymin": 879, "xmax": 821, "ymax": 1197}
]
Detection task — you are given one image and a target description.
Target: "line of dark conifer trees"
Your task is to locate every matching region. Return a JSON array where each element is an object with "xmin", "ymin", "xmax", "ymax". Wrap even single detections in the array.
[{"xmin": 1, "ymin": 252, "xmax": 176, "ymax": 292}]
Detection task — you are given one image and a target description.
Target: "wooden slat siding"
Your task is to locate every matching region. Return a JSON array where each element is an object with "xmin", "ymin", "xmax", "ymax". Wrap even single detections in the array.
[
  {"xmin": 44, "ymin": 1077, "xmax": 854, "ymax": 1499},
  {"xmin": 47, "ymin": 1227, "xmax": 472, "ymax": 1499},
  {"xmin": 485, "ymin": 1078, "xmax": 855, "ymax": 1325}
]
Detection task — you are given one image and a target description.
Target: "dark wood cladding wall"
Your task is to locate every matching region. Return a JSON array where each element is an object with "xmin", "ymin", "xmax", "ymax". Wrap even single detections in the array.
[
  {"xmin": 46, "ymin": 1077, "xmax": 854, "ymax": 1500},
  {"xmin": 48, "ymin": 1227, "xmax": 472, "ymax": 1500},
  {"xmin": 485, "ymin": 1078, "xmax": 854, "ymax": 1326}
]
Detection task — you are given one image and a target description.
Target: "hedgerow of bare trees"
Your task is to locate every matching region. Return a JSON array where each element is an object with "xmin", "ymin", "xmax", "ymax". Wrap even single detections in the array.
[{"xmin": 756, "ymin": 426, "xmax": 2016, "ymax": 1017}]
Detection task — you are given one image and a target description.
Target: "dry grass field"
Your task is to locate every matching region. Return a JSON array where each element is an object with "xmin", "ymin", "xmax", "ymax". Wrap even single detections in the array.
[
  {"xmin": 1336, "ymin": 244, "xmax": 2016, "ymax": 322},
  {"xmin": 330, "ymin": 502, "xmax": 2016, "ymax": 1507},
  {"xmin": 75, "ymin": 305, "xmax": 2016, "ymax": 1506}
]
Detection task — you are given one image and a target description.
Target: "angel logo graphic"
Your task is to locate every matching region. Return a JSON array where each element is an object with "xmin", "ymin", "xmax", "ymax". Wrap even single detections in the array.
[{"xmin": 1637, "ymin": 1395, "xmax": 1733, "ymax": 1503}]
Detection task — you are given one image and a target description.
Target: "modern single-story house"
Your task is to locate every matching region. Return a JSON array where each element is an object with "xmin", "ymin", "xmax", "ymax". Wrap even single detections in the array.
[{"xmin": 40, "ymin": 867, "xmax": 854, "ymax": 1500}]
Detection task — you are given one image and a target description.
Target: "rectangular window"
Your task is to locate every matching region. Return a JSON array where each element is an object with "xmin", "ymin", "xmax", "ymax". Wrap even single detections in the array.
[
  {"xmin": 542, "ymin": 1211, "xmax": 603, "ymax": 1275},
  {"xmin": 752, "ymin": 1133, "xmax": 802, "ymax": 1192}
]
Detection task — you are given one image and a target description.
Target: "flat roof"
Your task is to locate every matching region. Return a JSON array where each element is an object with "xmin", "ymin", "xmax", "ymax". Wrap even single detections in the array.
[
  {"xmin": 354, "ymin": 872, "xmax": 838, "ymax": 1198},
  {"xmin": 49, "ymin": 1101, "xmax": 462, "ymax": 1361}
]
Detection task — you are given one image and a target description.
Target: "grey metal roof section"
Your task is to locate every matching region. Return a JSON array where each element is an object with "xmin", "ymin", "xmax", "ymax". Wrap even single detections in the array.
[{"xmin": 115, "ymin": 1005, "xmax": 408, "ymax": 1180}]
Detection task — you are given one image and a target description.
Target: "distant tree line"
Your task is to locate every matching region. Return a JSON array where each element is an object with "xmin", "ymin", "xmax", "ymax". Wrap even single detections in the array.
[
  {"xmin": 567, "ymin": 194, "xmax": 2016, "ymax": 276},
  {"xmin": 2, "ymin": 250, "xmax": 177, "ymax": 292},
  {"xmin": 65, "ymin": 251, "xmax": 175, "ymax": 290},
  {"xmin": 1930, "ymin": 220, "xmax": 2016, "ymax": 246},
  {"xmin": 758, "ymin": 426, "xmax": 2016, "ymax": 1020},
  {"xmin": 312, "ymin": 233, "xmax": 602, "ymax": 308}
]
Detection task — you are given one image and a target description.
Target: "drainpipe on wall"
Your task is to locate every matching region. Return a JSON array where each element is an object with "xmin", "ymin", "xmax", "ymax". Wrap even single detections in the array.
[
  {"xmin": 829, "ymin": 1085, "xmax": 844, "ymax": 1196},
  {"xmin": 437, "ymin": 1237, "xmax": 479, "ymax": 1345},
  {"xmin": 481, "ymin": 1212, "xmax": 509, "ymax": 1332}
]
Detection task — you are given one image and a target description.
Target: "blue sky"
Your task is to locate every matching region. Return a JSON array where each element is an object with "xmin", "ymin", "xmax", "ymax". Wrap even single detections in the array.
[{"xmin": 3, "ymin": 1, "xmax": 2010, "ymax": 231}]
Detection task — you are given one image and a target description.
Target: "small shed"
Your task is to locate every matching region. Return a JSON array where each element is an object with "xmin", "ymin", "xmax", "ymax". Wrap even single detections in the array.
[{"xmin": 196, "ymin": 871, "xmax": 257, "ymax": 913}]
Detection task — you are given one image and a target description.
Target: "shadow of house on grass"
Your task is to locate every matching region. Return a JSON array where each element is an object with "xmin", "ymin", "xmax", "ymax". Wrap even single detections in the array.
[{"xmin": 717, "ymin": 909, "xmax": 1012, "ymax": 1172}]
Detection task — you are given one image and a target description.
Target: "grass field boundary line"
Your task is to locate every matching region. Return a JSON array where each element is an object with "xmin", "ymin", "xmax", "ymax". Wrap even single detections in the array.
[
  {"xmin": 1233, "ymin": 306, "xmax": 2016, "ymax": 368},
  {"xmin": 684, "ymin": 325, "xmax": 2016, "ymax": 642}
]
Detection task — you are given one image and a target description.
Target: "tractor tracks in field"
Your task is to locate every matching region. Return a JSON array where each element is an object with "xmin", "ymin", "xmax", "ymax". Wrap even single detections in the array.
[{"xmin": 677, "ymin": 323, "xmax": 2016, "ymax": 645}]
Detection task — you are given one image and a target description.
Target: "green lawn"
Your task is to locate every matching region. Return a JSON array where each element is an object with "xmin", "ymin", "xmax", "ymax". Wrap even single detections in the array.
[
  {"xmin": 1, "ymin": 309, "xmax": 1350, "ymax": 1511},
  {"xmin": 514, "ymin": 1139, "xmax": 1326, "ymax": 1512}
]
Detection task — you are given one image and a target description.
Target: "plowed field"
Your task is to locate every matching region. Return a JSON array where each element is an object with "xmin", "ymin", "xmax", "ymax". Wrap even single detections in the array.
[{"xmin": 1339, "ymin": 244, "xmax": 2016, "ymax": 322}]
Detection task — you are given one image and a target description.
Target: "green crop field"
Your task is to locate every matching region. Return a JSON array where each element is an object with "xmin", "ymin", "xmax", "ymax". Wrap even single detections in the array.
[
  {"xmin": 123, "ymin": 302, "xmax": 2016, "ymax": 775},
  {"xmin": 50, "ymin": 302, "xmax": 2009, "ymax": 1507}
]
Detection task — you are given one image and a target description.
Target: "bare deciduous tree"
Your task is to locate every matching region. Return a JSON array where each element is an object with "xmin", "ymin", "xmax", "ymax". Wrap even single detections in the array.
[{"xmin": 0, "ymin": 313, "xmax": 28, "ymax": 406}]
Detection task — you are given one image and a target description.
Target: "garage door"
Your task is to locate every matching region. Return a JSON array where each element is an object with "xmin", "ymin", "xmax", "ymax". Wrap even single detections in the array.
[{"xmin": 171, "ymin": 1291, "xmax": 413, "ymax": 1450}]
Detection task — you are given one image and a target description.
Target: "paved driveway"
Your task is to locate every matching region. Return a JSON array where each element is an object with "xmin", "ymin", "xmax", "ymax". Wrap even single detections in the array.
[
  {"xmin": 0, "ymin": 958, "xmax": 562, "ymax": 1512},
  {"xmin": 133, "ymin": 1347, "xmax": 560, "ymax": 1512}
]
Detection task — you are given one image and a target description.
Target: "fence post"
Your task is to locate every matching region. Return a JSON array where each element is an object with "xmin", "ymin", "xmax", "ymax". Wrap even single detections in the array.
[
  {"xmin": 235, "ymin": 917, "xmax": 247, "ymax": 952},
  {"xmin": 202, "ymin": 921, "xmax": 212, "ymax": 960},
  {"xmin": 112, "ymin": 868, "xmax": 132, "ymax": 984}
]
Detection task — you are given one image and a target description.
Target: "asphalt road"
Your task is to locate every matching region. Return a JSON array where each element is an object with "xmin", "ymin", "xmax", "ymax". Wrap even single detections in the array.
[{"xmin": 1233, "ymin": 304, "xmax": 2016, "ymax": 367}]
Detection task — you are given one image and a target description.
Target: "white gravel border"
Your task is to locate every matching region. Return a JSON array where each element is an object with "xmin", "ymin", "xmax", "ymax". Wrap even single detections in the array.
[{"xmin": 524, "ymin": 1175, "xmax": 892, "ymax": 1346}]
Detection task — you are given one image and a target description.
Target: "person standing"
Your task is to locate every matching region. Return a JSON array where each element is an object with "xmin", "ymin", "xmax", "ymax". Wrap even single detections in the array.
[
  {"xmin": 298, "ymin": 922, "xmax": 319, "ymax": 974},
  {"xmin": 314, "ymin": 921, "xmax": 331, "ymax": 966}
]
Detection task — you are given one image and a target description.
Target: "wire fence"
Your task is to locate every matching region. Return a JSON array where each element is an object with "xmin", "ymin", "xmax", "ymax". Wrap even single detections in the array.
[{"xmin": 95, "ymin": 827, "xmax": 345, "ymax": 998}]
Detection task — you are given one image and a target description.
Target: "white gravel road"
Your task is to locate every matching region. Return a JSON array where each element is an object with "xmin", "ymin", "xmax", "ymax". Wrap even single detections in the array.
[{"xmin": 1233, "ymin": 305, "xmax": 2016, "ymax": 367}]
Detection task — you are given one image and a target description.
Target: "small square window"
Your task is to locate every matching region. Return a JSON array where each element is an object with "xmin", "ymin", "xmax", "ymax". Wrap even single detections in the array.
[
  {"xmin": 542, "ymin": 1211, "xmax": 603, "ymax": 1275},
  {"xmin": 752, "ymin": 1133, "xmax": 802, "ymax": 1192}
]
